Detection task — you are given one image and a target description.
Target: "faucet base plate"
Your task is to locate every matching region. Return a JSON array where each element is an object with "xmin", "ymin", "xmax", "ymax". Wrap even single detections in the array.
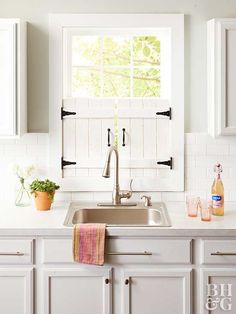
[{"xmin": 97, "ymin": 202, "xmax": 137, "ymax": 207}]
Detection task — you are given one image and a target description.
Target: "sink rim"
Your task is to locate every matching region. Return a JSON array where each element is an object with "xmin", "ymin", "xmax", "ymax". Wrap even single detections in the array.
[{"xmin": 63, "ymin": 202, "xmax": 172, "ymax": 227}]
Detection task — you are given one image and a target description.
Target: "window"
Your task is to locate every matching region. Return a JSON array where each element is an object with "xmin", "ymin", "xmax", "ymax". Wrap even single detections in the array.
[
  {"xmin": 50, "ymin": 14, "xmax": 184, "ymax": 192},
  {"xmin": 63, "ymin": 29, "xmax": 170, "ymax": 98}
]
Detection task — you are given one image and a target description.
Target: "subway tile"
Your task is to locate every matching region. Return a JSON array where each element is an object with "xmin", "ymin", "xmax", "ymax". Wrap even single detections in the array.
[
  {"xmin": 185, "ymin": 144, "xmax": 206, "ymax": 156},
  {"xmin": 207, "ymin": 144, "xmax": 229, "ymax": 156},
  {"xmin": 185, "ymin": 133, "xmax": 196, "ymax": 145},
  {"xmin": 37, "ymin": 133, "xmax": 49, "ymax": 145},
  {"xmin": 71, "ymin": 192, "xmax": 94, "ymax": 201},
  {"xmin": 229, "ymin": 144, "xmax": 236, "ymax": 155},
  {"xmin": 161, "ymin": 192, "xmax": 185, "ymax": 202}
]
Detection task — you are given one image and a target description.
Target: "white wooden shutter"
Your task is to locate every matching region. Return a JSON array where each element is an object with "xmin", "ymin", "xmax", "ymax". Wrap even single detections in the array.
[{"xmin": 61, "ymin": 97, "xmax": 183, "ymax": 191}]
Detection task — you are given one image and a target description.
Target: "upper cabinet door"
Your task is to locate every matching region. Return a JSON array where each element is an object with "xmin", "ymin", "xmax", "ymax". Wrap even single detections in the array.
[
  {"xmin": 0, "ymin": 19, "xmax": 26, "ymax": 138},
  {"xmin": 208, "ymin": 18, "xmax": 236, "ymax": 137}
]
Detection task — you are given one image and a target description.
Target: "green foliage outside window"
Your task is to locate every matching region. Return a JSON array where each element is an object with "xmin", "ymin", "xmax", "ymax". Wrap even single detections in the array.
[{"xmin": 72, "ymin": 35, "xmax": 161, "ymax": 97}]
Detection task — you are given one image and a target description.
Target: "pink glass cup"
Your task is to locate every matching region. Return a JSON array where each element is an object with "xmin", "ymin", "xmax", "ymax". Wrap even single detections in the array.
[
  {"xmin": 186, "ymin": 195, "xmax": 200, "ymax": 217},
  {"xmin": 199, "ymin": 199, "xmax": 212, "ymax": 222}
]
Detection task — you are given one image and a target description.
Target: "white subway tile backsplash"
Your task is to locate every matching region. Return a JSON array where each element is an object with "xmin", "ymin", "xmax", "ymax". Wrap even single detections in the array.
[
  {"xmin": 0, "ymin": 132, "xmax": 235, "ymax": 203},
  {"xmin": 207, "ymin": 144, "xmax": 229, "ymax": 156},
  {"xmin": 185, "ymin": 144, "xmax": 206, "ymax": 156},
  {"xmin": 229, "ymin": 145, "xmax": 236, "ymax": 155}
]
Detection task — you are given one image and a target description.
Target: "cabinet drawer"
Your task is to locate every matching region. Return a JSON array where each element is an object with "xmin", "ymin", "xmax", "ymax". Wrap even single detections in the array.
[
  {"xmin": 202, "ymin": 240, "xmax": 236, "ymax": 264},
  {"xmin": 42, "ymin": 238, "xmax": 192, "ymax": 264},
  {"xmin": 106, "ymin": 238, "xmax": 192, "ymax": 264},
  {"xmin": 0, "ymin": 239, "xmax": 33, "ymax": 264}
]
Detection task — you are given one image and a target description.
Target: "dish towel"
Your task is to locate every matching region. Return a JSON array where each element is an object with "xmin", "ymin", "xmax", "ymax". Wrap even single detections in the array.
[{"xmin": 73, "ymin": 224, "xmax": 106, "ymax": 266}]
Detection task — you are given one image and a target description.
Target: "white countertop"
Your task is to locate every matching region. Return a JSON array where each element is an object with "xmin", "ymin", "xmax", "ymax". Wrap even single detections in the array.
[{"xmin": 0, "ymin": 201, "xmax": 236, "ymax": 237}]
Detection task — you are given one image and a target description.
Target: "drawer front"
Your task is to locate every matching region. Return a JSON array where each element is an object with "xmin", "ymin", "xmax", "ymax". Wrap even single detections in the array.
[
  {"xmin": 106, "ymin": 238, "xmax": 192, "ymax": 264},
  {"xmin": 202, "ymin": 240, "xmax": 236, "ymax": 264},
  {"xmin": 0, "ymin": 239, "xmax": 33, "ymax": 264},
  {"xmin": 42, "ymin": 238, "xmax": 192, "ymax": 264}
]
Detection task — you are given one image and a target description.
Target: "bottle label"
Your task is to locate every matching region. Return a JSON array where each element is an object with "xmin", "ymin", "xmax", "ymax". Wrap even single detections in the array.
[{"xmin": 212, "ymin": 194, "xmax": 223, "ymax": 208}]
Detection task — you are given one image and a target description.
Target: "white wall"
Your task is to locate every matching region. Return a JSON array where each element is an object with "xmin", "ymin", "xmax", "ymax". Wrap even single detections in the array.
[{"xmin": 1, "ymin": 0, "xmax": 236, "ymax": 132}]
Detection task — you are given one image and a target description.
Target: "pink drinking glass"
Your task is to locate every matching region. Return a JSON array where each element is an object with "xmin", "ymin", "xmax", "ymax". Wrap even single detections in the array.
[
  {"xmin": 199, "ymin": 199, "xmax": 212, "ymax": 222},
  {"xmin": 186, "ymin": 195, "xmax": 200, "ymax": 217}
]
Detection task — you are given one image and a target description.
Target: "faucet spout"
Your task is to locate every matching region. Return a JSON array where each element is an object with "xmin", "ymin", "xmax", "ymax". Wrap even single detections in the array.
[
  {"xmin": 101, "ymin": 146, "xmax": 134, "ymax": 206},
  {"xmin": 102, "ymin": 146, "xmax": 119, "ymax": 187}
]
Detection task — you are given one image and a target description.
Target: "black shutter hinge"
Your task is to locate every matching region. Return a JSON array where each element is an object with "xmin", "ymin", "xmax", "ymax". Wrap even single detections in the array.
[
  {"xmin": 61, "ymin": 157, "xmax": 76, "ymax": 169},
  {"xmin": 61, "ymin": 108, "xmax": 76, "ymax": 120},
  {"xmin": 157, "ymin": 157, "xmax": 173, "ymax": 169},
  {"xmin": 156, "ymin": 107, "xmax": 172, "ymax": 120}
]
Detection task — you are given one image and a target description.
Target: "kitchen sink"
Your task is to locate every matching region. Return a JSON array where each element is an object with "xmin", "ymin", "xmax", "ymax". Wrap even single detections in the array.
[{"xmin": 64, "ymin": 202, "xmax": 171, "ymax": 227}]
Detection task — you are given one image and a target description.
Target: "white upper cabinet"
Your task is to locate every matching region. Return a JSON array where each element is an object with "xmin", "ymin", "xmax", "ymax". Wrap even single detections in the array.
[
  {"xmin": 208, "ymin": 18, "xmax": 236, "ymax": 137},
  {"xmin": 49, "ymin": 14, "xmax": 184, "ymax": 191},
  {"xmin": 0, "ymin": 19, "xmax": 26, "ymax": 137}
]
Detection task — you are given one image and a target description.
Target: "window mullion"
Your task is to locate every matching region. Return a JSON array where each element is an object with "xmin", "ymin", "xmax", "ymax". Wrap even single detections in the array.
[
  {"xmin": 130, "ymin": 36, "xmax": 133, "ymax": 97},
  {"xmin": 100, "ymin": 36, "xmax": 104, "ymax": 97}
]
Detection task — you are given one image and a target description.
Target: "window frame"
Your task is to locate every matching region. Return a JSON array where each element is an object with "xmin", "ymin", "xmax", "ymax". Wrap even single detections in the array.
[{"xmin": 49, "ymin": 14, "xmax": 184, "ymax": 192}]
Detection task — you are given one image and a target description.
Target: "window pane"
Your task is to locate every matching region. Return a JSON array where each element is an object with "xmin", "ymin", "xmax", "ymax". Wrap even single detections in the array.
[
  {"xmin": 133, "ymin": 68, "xmax": 160, "ymax": 97},
  {"xmin": 103, "ymin": 36, "xmax": 130, "ymax": 66},
  {"xmin": 72, "ymin": 36, "xmax": 101, "ymax": 66},
  {"xmin": 133, "ymin": 36, "xmax": 160, "ymax": 66},
  {"xmin": 103, "ymin": 68, "xmax": 130, "ymax": 97},
  {"xmin": 72, "ymin": 68, "xmax": 101, "ymax": 97}
]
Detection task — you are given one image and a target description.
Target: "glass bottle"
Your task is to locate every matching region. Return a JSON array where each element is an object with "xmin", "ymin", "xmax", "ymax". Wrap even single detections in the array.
[{"xmin": 211, "ymin": 163, "xmax": 224, "ymax": 216}]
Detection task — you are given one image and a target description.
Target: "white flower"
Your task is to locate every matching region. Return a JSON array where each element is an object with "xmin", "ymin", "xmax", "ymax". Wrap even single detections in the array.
[{"xmin": 13, "ymin": 164, "xmax": 35, "ymax": 179}]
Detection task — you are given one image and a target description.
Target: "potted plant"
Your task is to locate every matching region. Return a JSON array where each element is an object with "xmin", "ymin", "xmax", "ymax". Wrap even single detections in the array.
[{"xmin": 30, "ymin": 179, "xmax": 60, "ymax": 211}]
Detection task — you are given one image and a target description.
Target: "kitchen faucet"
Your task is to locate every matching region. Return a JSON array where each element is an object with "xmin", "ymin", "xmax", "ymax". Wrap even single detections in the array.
[{"xmin": 98, "ymin": 146, "xmax": 137, "ymax": 206}]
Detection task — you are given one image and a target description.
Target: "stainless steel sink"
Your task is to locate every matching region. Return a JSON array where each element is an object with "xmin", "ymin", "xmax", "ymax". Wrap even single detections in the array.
[{"xmin": 64, "ymin": 202, "xmax": 171, "ymax": 227}]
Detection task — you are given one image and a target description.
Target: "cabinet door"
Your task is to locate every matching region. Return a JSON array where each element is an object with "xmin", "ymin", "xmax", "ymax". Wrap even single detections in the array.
[
  {"xmin": 0, "ymin": 21, "xmax": 16, "ymax": 136},
  {"xmin": 201, "ymin": 269, "xmax": 236, "ymax": 314},
  {"xmin": 0, "ymin": 268, "xmax": 33, "ymax": 314},
  {"xmin": 0, "ymin": 19, "xmax": 26, "ymax": 137},
  {"xmin": 44, "ymin": 268, "xmax": 112, "ymax": 314},
  {"xmin": 122, "ymin": 268, "xmax": 191, "ymax": 314},
  {"xmin": 208, "ymin": 19, "xmax": 236, "ymax": 136}
]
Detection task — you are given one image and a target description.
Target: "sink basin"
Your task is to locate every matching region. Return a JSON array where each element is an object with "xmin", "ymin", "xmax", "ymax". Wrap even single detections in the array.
[{"xmin": 64, "ymin": 202, "xmax": 171, "ymax": 227}]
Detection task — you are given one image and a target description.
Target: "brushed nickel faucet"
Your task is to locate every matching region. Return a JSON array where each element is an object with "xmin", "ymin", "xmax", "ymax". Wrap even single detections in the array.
[{"xmin": 98, "ymin": 146, "xmax": 137, "ymax": 206}]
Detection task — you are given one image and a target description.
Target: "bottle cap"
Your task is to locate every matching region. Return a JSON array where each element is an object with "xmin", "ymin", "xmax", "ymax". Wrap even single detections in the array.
[{"xmin": 214, "ymin": 163, "xmax": 223, "ymax": 174}]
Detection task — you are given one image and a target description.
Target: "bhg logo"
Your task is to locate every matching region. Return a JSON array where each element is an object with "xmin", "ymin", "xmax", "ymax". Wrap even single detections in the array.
[{"xmin": 206, "ymin": 284, "xmax": 232, "ymax": 311}]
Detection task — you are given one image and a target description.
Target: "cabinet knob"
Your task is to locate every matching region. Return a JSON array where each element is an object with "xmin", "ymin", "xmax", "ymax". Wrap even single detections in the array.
[
  {"xmin": 125, "ymin": 279, "xmax": 129, "ymax": 285},
  {"xmin": 105, "ymin": 278, "xmax": 109, "ymax": 284}
]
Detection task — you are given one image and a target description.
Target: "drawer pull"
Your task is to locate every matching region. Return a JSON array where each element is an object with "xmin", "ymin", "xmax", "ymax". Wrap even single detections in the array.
[
  {"xmin": 0, "ymin": 252, "xmax": 25, "ymax": 256},
  {"xmin": 105, "ymin": 278, "xmax": 109, "ymax": 284},
  {"xmin": 106, "ymin": 251, "xmax": 152, "ymax": 256},
  {"xmin": 125, "ymin": 279, "xmax": 129, "ymax": 285},
  {"xmin": 211, "ymin": 251, "xmax": 236, "ymax": 256}
]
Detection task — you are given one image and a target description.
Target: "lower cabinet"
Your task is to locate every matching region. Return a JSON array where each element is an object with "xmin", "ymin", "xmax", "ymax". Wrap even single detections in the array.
[
  {"xmin": 122, "ymin": 269, "xmax": 191, "ymax": 314},
  {"xmin": 43, "ymin": 268, "xmax": 112, "ymax": 314},
  {"xmin": 201, "ymin": 269, "xmax": 236, "ymax": 314},
  {"xmin": 0, "ymin": 267, "xmax": 33, "ymax": 314}
]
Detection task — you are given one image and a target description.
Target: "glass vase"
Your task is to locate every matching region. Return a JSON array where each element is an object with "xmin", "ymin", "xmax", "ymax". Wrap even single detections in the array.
[{"xmin": 15, "ymin": 179, "xmax": 31, "ymax": 207}]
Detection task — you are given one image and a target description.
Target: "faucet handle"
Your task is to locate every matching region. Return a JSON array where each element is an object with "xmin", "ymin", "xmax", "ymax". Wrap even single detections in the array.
[{"xmin": 141, "ymin": 195, "xmax": 152, "ymax": 207}]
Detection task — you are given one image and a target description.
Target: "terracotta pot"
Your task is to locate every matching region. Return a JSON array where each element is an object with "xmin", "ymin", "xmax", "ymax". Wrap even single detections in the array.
[{"xmin": 33, "ymin": 191, "xmax": 54, "ymax": 211}]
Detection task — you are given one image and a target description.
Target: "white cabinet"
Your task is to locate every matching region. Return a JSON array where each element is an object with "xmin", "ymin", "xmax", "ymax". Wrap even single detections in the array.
[
  {"xmin": 43, "ymin": 268, "xmax": 112, "ymax": 314},
  {"xmin": 122, "ymin": 268, "xmax": 191, "ymax": 314},
  {"xmin": 201, "ymin": 269, "xmax": 236, "ymax": 314},
  {"xmin": 0, "ymin": 268, "xmax": 33, "ymax": 314},
  {"xmin": 208, "ymin": 18, "xmax": 236, "ymax": 137},
  {"xmin": 0, "ymin": 19, "xmax": 26, "ymax": 137}
]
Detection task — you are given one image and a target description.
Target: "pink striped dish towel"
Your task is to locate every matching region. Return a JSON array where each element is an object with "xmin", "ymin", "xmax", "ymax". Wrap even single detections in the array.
[{"xmin": 73, "ymin": 224, "xmax": 106, "ymax": 266}]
